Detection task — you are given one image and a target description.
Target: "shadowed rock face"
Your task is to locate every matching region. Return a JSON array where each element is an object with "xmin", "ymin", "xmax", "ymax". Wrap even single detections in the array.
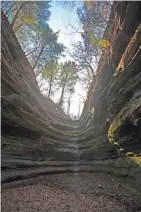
[
  {"xmin": 81, "ymin": 2, "xmax": 141, "ymax": 157},
  {"xmin": 1, "ymin": 2, "xmax": 141, "ymax": 166}
]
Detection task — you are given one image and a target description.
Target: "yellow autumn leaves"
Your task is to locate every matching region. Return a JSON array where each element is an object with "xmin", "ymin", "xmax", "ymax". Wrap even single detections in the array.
[
  {"xmin": 83, "ymin": 0, "xmax": 111, "ymax": 49},
  {"xmin": 12, "ymin": 3, "xmax": 36, "ymax": 33},
  {"xmin": 84, "ymin": 27, "xmax": 111, "ymax": 49},
  {"xmin": 87, "ymin": 31, "xmax": 111, "ymax": 48},
  {"xmin": 22, "ymin": 14, "xmax": 35, "ymax": 25},
  {"xmin": 84, "ymin": 0, "xmax": 94, "ymax": 9},
  {"xmin": 13, "ymin": 12, "xmax": 35, "ymax": 33},
  {"xmin": 43, "ymin": 60, "xmax": 59, "ymax": 78}
]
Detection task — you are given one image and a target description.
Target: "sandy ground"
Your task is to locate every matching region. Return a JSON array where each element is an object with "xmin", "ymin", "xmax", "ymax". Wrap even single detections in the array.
[{"xmin": 2, "ymin": 172, "xmax": 141, "ymax": 212}]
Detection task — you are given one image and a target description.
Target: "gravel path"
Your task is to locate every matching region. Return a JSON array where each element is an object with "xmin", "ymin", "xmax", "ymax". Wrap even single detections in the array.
[{"xmin": 2, "ymin": 172, "xmax": 141, "ymax": 212}]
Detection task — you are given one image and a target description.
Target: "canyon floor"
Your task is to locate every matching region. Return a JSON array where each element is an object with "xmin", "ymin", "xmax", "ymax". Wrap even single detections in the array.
[{"xmin": 2, "ymin": 170, "xmax": 141, "ymax": 212}]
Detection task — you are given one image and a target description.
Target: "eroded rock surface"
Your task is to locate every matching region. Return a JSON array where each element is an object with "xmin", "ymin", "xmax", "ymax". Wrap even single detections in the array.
[
  {"xmin": 81, "ymin": 2, "xmax": 141, "ymax": 159},
  {"xmin": 1, "ymin": 2, "xmax": 141, "ymax": 212},
  {"xmin": 1, "ymin": 2, "xmax": 141, "ymax": 168}
]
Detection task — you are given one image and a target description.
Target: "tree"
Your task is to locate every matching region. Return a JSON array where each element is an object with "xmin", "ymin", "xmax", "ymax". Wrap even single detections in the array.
[
  {"xmin": 1, "ymin": 1, "xmax": 17, "ymax": 16},
  {"xmin": 64, "ymin": 1, "xmax": 112, "ymax": 93},
  {"xmin": 56, "ymin": 1, "xmax": 81, "ymax": 11},
  {"xmin": 58, "ymin": 61, "xmax": 78, "ymax": 108},
  {"xmin": 2, "ymin": 1, "xmax": 65, "ymax": 80},
  {"xmin": 41, "ymin": 60, "xmax": 60, "ymax": 98},
  {"xmin": 77, "ymin": 1, "xmax": 112, "ymax": 50},
  {"xmin": 62, "ymin": 1, "xmax": 112, "ymax": 92},
  {"xmin": 16, "ymin": 22, "xmax": 65, "ymax": 76},
  {"xmin": 59, "ymin": 0, "xmax": 110, "ymax": 49},
  {"xmin": 2, "ymin": 1, "xmax": 51, "ymax": 32},
  {"xmin": 72, "ymin": 41, "xmax": 98, "ymax": 77},
  {"xmin": 70, "ymin": 40, "xmax": 99, "ymax": 92},
  {"xmin": 31, "ymin": 29, "xmax": 65, "ymax": 75},
  {"xmin": 66, "ymin": 87, "xmax": 75, "ymax": 116}
]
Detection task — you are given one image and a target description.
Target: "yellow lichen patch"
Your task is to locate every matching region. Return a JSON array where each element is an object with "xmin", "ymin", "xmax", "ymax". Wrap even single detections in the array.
[
  {"xmin": 131, "ymin": 157, "xmax": 141, "ymax": 167},
  {"xmin": 108, "ymin": 119, "xmax": 121, "ymax": 143},
  {"xmin": 125, "ymin": 152, "xmax": 135, "ymax": 157},
  {"xmin": 113, "ymin": 142, "xmax": 119, "ymax": 148},
  {"xmin": 134, "ymin": 154, "xmax": 138, "ymax": 157},
  {"xmin": 115, "ymin": 60, "xmax": 124, "ymax": 74}
]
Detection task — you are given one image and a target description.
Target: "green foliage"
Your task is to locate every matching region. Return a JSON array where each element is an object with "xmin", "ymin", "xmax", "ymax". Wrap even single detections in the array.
[
  {"xmin": 39, "ymin": 60, "xmax": 78, "ymax": 106},
  {"xmin": 2, "ymin": 1, "xmax": 65, "ymax": 76},
  {"xmin": 77, "ymin": 1, "xmax": 112, "ymax": 52},
  {"xmin": 58, "ymin": 61, "xmax": 78, "ymax": 107},
  {"xmin": 2, "ymin": 1, "xmax": 51, "ymax": 31},
  {"xmin": 85, "ymin": 30, "xmax": 111, "ymax": 49},
  {"xmin": 43, "ymin": 60, "xmax": 59, "ymax": 79},
  {"xmin": 56, "ymin": 1, "xmax": 82, "ymax": 11},
  {"xmin": 41, "ymin": 60, "xmax": 60, "ymax": 98},
  {"xmin": 60, "ymin": 61, "xmax": 78, "ymax": 89}
]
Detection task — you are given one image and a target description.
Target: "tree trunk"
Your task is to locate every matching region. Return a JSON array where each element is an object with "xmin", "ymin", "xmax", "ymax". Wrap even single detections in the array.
[
  {"xmin": 78, "ymin": 102, "xmax": 81, "ymax": 119},
  {"xmin": 67, "ymin": 96, "xmax": 71, "ymax": 116},
  {"xmin": 39, "ymin": 77, "xmax": 44, "ymax": 90},
  {"xmin": 33, "ymin": 45, "xmax": 45, "ymax": 70},
  {"xmin": 11, "ymin": 2, "xmax": 27, "ymax": 28},
  {"xmin": 14, "ymin": 22, "xmax": 23, "ymax": 33},
  {"xmin": 48, "ymin": 78, "xmax": 53, "ymax": 98},
  {"xmin": 5, "ymin": 2, "xmax": 16, "ymax": 16},
  {"xmin": 59, "ymin": 80, "xmax": 66, "ymax": 107},
  {"xmin": 25, "ymin": 46, "xmax": 39, "ymax": 57}
]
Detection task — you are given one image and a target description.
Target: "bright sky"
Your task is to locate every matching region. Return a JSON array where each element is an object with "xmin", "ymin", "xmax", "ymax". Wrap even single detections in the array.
[{"xmin": 48, "ymin": 1, "xmax": 86, "ymax": 118}]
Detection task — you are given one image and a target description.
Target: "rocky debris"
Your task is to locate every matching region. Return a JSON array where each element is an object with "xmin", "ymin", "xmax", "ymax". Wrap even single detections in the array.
[
  {"xmin": 98, "ymin": 184, "xmax": 104, "ymax": 189},
  {"xmin": 2, "ymin": 173, "xmax": 141, "ymax": 212}
]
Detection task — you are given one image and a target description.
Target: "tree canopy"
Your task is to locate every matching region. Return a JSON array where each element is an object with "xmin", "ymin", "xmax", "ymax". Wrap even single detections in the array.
[{"xmin": 1, "ymin": 0, "xmax": 113, "ymax": 117}]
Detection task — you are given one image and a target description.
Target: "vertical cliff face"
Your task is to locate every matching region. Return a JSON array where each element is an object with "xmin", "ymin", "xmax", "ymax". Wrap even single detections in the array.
[
  {"xmin": 1, "ymin": 2, "xmax": 141, "ymax": 166},
  {"xmin": 82, "ymin": 2, "xmax": 141, "ymax": 157},
  {"xmin": 1, "ymin": 11, "xmax": 74, "ymax": 162}
]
